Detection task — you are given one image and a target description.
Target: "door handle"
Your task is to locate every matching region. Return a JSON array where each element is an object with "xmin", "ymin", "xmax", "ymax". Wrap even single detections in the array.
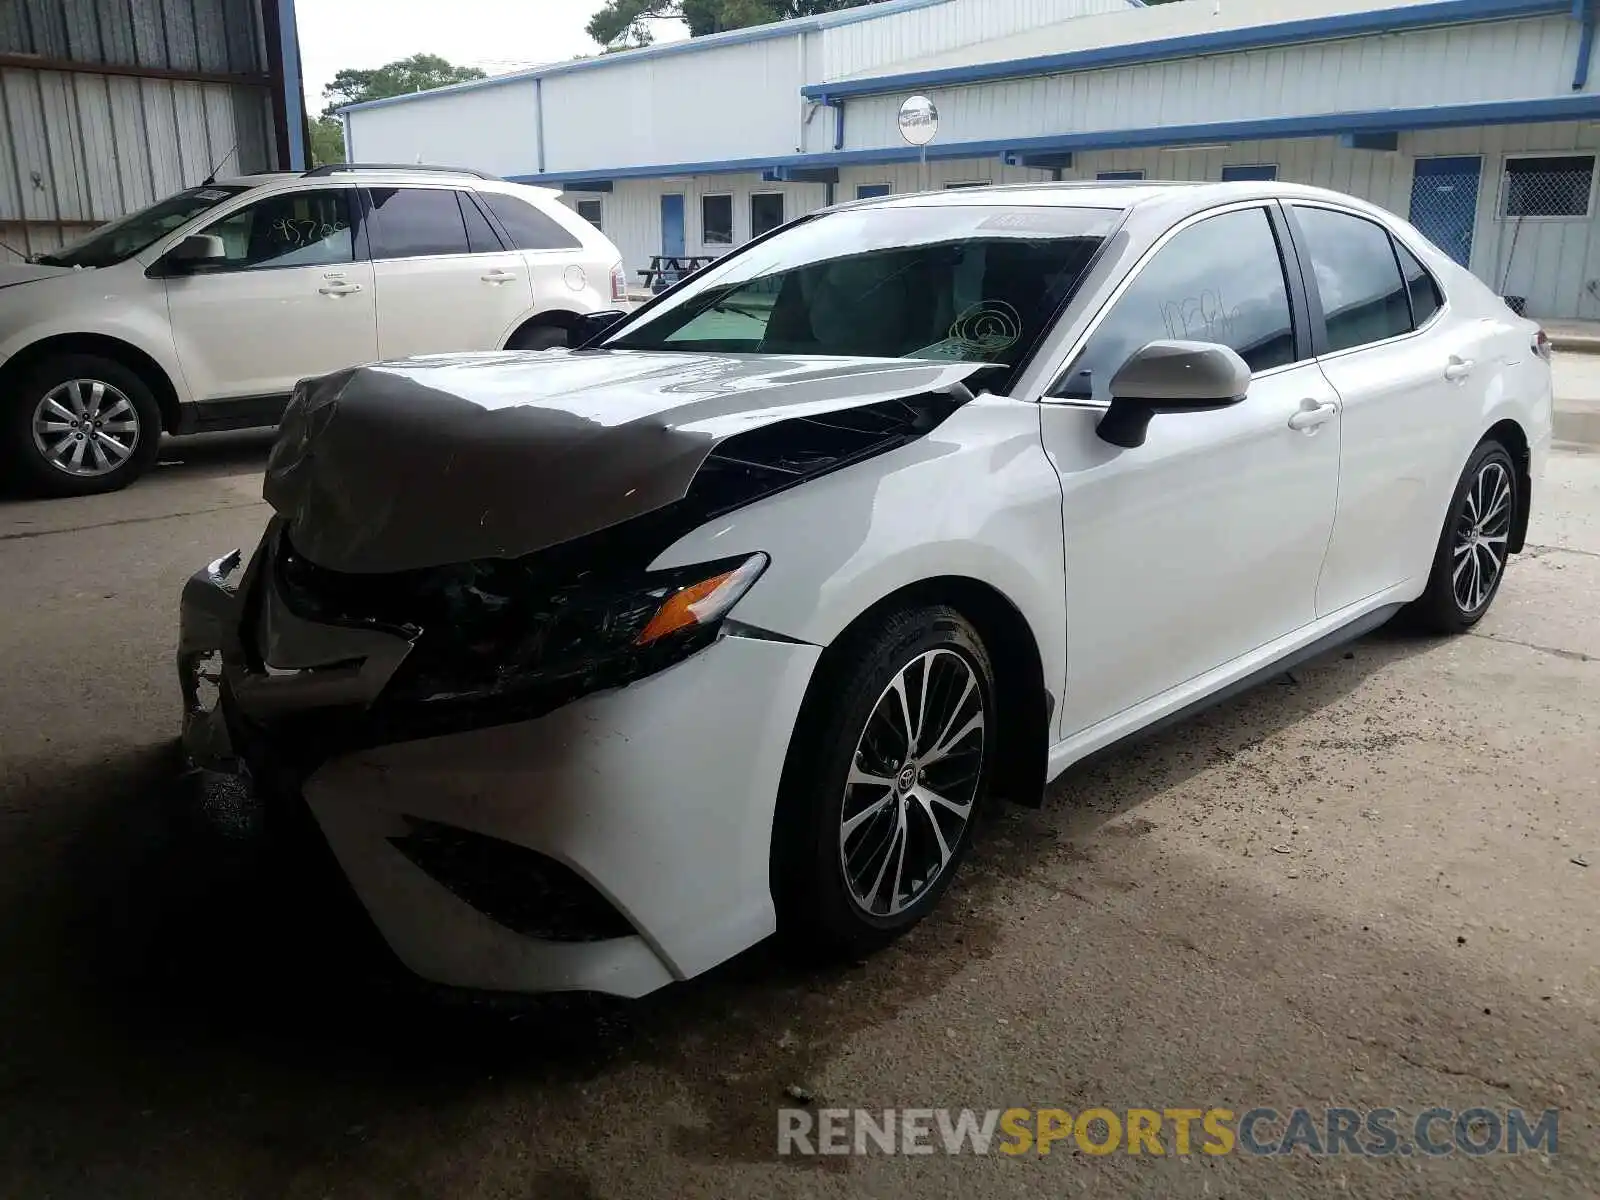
[
  {"xmin": 318, "ymin": 281, "xmax": 362, "ymax": 296},
  {"xmin": 1444, "ymin": 355, "xmax": 1475, "ymax": 382},
  {"xmin": 481, "ymin": 269, "xmax": 516, "ymax": 284},
  {"xmin": 1287, "ymin": 399, "xmax": 1338, "ymax": 431}
]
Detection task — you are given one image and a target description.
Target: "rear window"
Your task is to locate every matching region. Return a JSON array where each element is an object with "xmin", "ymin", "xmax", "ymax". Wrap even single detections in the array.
[
  {"xmin": 480, "ymin": 191, "xmax": 583, "ymax": 251},
  {"xmin": 605, "ymin": 204, "xmax": 1119, "ymax": 390}
]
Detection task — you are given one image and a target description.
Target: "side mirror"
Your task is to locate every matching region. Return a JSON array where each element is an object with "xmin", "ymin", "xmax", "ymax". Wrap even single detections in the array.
[
  {"xmin": 574, "ymin": 309, "xmax": 628, "ymax": 347},
  {"xmin": 166, "ymin": 233, "xmax": 227, "ymax": 271},
  {"xmin": 1096, "ymin": 339, "xmax": 1251, "ymax": 449}
]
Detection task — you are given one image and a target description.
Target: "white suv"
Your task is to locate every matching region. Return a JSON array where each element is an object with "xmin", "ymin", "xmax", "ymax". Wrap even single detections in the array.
[{"xmin": 0, "ymin": 165, "xmax": 630, "ymax": 496}]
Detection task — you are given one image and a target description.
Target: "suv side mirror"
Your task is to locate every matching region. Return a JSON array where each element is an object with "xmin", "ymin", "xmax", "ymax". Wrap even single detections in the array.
[
  {"xmin": 1096, "ymin": 340, "xmax": 1251, "ymax": 449},
  {"xmin": 165, "ymin": 233, "xmax": 227, "ymax": 272}
]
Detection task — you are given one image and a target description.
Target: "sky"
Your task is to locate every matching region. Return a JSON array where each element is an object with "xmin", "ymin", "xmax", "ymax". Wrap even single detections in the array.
[{"xmin": 294, "ymin": 0, "xmax": 688, "ymax": 115}]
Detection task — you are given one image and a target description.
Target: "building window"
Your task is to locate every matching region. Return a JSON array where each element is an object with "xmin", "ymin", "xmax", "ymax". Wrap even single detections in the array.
[
  {"xmin": 750, "ymin": 192, "xmax": 785, "ymax": 238},
  {"xmin": 1097, "ymin": 170, "xmax": 1144, "ymax": 181},
  {"xmin": 944, "ymin": 181, "xmax": 990, "ymax": 190},
  {"xmin": 701, "ymin": 194, "xmax": 733, "ymax": 245},
  {"xmin": 1221, "ymin": 164, "xmax": 1278, "ymax": 182},
  {"xmin": 575, "ymin": 198, "xmax": 603, "ymax": 231},
  {"xmin": 1502, "ymin": 154, "xmax": 1595, "ymax": 218},
  {"xmin": 856, "ymin": 184, "xmax": 891, "ymax": 199}
]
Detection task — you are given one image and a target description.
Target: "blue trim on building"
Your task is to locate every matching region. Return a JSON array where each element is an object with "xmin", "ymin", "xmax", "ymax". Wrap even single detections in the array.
[
  {"xmin": 512, "ymin": 94, "xmax": 1600, "ymax": 185},
  {"xmin": 277, "ymin": 0, "xmax": 307, "ymax": 169},
  {"xmin": 338, "ymin": 0, "xmax": 958, "ymax": 115},
  {"xmin": 801, "ymin": 0, "xmax": 1571, "ymax": 100},
  {"xmin": 1574, "ymin": 0, "xmax": 1597, "ymax": 88}
]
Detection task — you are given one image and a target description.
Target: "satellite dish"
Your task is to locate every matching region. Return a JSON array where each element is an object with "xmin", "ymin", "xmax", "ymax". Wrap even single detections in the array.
[{"xmin": 897, "ymin": 95, "xmax": 939, "ymax": 147}]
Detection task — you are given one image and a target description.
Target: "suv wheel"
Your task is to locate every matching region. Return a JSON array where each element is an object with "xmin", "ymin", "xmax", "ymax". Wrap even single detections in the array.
[
  {"xmin": 507, "ymin": 324, "xmax": 568, "ymax": 351},
  {"xmin": 4, "ymin": 354, "xmax": 163, "ymax": 496}
]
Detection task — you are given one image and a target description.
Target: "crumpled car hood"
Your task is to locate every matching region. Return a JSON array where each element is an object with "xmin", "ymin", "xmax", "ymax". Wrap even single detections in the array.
[{"xmin": 264, "ymin": 349, "xmax": 990, "ymax": 574}]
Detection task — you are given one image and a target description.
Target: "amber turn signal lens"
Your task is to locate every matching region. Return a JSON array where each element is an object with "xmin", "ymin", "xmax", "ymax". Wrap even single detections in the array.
[{"xmin": 635, "ymin": 554, "xmax": 769, "ymax": 646}]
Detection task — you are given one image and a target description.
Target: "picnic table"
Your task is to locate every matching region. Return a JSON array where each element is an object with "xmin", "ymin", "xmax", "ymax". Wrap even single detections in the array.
[{"xmin": 639, "ymin": 254, "xmax": 721, "ymax": 292}]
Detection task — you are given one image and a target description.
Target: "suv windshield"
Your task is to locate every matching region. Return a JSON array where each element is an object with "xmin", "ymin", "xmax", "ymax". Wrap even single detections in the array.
[
  {"xmin": 603, "ymin": 203, "xmax": 1120, "ymax": 388},
  {"xmin": 34, "ymin": 184, "xmax": 249, "ymax": 268}
]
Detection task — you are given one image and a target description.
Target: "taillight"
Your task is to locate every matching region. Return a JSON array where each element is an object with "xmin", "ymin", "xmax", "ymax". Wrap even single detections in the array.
[
  {"xmin": 1533, "ymin": 329, "xmax": 1552, "ymax": 361},
  {"xmin": 609, "ymin": 260, "xmax": 627, "ymax": 303}
]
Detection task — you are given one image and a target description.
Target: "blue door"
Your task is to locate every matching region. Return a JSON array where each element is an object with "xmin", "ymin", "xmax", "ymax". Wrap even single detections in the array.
[
  {"xmin": 659, "ymin": 193, "xmax": 686, "ymax": 289},
  {"xmin": 1221, "ymin": 164, "xmax": 1278, "ymax": 181},
  {"xmin": 1409, "ymin": 156, "xmax": 1481, "ymax": 268},
  {"xmin": 856, "ymin": 184, "xmax": 891, "ymax": 199}
]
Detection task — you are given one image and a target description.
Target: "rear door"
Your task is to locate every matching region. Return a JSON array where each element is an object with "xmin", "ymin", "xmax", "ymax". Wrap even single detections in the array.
[
  {"xmin": 1039, "ymin": 202, "xmax": 1342, "ymax": 737},
  {"xmin": 1284, "ymin": 202, "xmax": 1484, "ymax": 614},
  {"xmin": 475, "ymin": 189, "xmax": 591, "ymax": 315},
  {"xmin": 364, "ymin": 186, "xmax": 534, "ymax": 358}
]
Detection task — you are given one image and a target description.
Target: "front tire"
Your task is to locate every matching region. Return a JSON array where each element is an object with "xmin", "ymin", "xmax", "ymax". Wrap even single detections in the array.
[
  {"xmin": 1407, "ymin": 439, "xmax": 1518, "ymax": 634},
  {"xmin": 4, "ymin": 354, "xmax": 163, "ymax": 497},
  {"xmin": 773, "ymin": 606, "xmax": 995, "ymax": 960}
]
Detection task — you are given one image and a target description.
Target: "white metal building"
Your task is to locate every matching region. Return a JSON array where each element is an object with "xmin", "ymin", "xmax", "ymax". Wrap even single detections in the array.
[
  {"xmin": 343, "ymin": 0, "xmax": 1600, "ymax": 318},
  {"xmin": 1, "ymin": 0, "xmax": 308, "ymax": 264}
]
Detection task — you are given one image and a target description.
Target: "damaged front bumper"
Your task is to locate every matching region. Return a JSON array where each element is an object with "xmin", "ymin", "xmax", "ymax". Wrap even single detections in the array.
[{"xmin": 175, "ymin": 529, "xmax": 822, "ymax": 998}]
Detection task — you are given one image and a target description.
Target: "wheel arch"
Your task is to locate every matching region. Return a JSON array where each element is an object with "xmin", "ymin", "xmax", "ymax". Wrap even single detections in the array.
[
  {"xmin": 0, "ymin": 333, "xmax": 183, "ymax": 432},
  {"xmin": 504, "ymin": 308, "xmax": 584, "ymax": 348},
  {"xmin": 794, "ymin": 574, "xmax": 1053, "ymax": 810}
]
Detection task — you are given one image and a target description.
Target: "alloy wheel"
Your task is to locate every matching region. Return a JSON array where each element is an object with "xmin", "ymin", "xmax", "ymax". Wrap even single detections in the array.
[
  {"xmin": 839, "ymin": 647, "xmax": 986, "ymax": 917},
  {"xmin": 30, "ymin": 378, "xmax": 142, "ymax": 477},
  {"xmin": 1452, "ymin": 459, "xmax": 1513, "ymax": 613}
]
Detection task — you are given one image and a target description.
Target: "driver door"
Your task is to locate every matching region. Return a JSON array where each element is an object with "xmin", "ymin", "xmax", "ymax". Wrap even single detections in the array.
[
  {"xmin": 163, "ymin": 186, "xmax": 377, "ymax": 406},
  {"xmin": 1038, "ymin": 203, "xmax": 1342, "ymax": 739}
]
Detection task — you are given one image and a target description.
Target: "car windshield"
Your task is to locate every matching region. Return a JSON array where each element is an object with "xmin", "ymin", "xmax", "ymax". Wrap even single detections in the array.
[
  {"xmin": 602, "ymin": 202, "xmax": 1121, "ymax": 388},
  {"xmin": 33, "ymin": 184, "xmax": 249, "ymax": 268}
]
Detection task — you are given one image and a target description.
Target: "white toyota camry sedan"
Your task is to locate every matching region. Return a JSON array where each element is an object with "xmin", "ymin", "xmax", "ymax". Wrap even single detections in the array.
[{"xmin": 178, "ymin": 181, "xmax": 1553, "ymax": 999}]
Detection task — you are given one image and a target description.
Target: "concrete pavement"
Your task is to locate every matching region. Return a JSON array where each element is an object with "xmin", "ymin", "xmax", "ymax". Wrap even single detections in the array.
[{"xmin": 0, "ymin": 432, "xmax": 1595, "ymax": 1199}]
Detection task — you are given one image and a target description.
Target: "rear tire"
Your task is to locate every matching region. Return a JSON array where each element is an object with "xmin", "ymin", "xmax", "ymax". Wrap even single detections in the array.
[
  {"xmin": 1406, "ymin": 439, "xmax": 1518, "ymax": 634},
  {"xmin": 772, "ymin": 606, "xmax": 995, "ymax": 960},
  {"xmin": 2, "ymin": 354, "xmax": 163, "ymax": 497},
  {"xmin": 506, "ymin": 323, "xmax": 568, "ymax": 351}
]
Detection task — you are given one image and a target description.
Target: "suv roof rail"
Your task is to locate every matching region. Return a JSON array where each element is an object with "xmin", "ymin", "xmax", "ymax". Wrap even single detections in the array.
[{"xmin": 302, "ymin": 163, "xmax": 500, "ymax": 180}]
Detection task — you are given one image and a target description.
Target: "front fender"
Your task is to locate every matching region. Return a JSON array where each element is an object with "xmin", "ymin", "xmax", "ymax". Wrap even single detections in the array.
[{"xmin": 650, "ymin": 396, "xmax": 1067, "ymax": 697}]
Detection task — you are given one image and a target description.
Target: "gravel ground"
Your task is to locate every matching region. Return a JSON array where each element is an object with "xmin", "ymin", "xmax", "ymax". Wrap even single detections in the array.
[{"xmin": 0, "ymin": 423, "xmax": 1594, "ymax": 1199}]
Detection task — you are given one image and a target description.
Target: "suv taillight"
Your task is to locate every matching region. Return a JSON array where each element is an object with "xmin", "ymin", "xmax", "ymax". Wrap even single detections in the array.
[
  {"xmin": 1533, "ymin": 329, "xmax": 1552, "ymax": 361},
  {"xmin": 610, "ymin": 260, "xmax": 627, "ymax": 303}
]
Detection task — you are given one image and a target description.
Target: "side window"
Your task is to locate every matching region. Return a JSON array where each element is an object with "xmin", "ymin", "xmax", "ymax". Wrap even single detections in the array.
[
  {"xmin": 575, "ymin": 198, "xmax": 603, "ymax": 230},
  {"xmin": 479, "ymin": 191, "xmax": 583, "ymax": 251},
  {"xmin": 1394, "ymin": 241, "xmax": 1443, "ymax": 327},
  {"xmin": 459, "ymin": 193, "xmax": 504, "ymax": 253},
  {"xmin": 367, "ymin": 187, "xmax": 470, "ymax": 259},
  {"xmin": 198, "ymin": 188, "xmax": 353, "ymax": 270},
  {"xmin": 1054, "ymin": 206, "xmax": 1295, "ymax": 400},
  {"xmin": 1291, "ymin": 206, "xmax": 1411, "ymax": 353}
]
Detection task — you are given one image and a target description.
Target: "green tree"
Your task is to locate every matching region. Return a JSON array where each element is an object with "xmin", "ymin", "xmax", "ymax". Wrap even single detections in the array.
[
  {"xmin": 319, "ymin": 53, "xmax": 487, "ymax": 117},
  {"xmin": 587, "ymin": 0, "xmax": 880, "ymax": 49},
  {"xmin": 309, "ymin": 115, "xmax": 345, "ymax": 167}
]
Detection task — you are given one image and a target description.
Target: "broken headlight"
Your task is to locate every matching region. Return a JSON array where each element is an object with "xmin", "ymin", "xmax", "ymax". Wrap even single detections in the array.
[{"xmin": 373, "ymin": 551, "xmax": 769, "ymax": 706}]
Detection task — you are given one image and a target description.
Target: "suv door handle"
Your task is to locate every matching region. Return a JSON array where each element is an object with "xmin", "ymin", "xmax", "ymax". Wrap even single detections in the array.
[
  {"xmin": 1444, "ymin": 355, "xmax": 1475, "ymax": 382},
  {"xmin": 1287, "ymin": 399, "xmax": 1338, "ymax": 431},
  {"xmin": 318, "ymin": 281, "xmax": 362, "ymax": 296},
  {"xmin": 481, "ymin": 269, "xmax": 516, "ymax": 284}
]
